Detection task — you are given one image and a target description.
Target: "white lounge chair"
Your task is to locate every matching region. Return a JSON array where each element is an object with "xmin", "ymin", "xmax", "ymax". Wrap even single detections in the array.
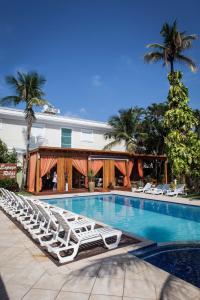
[
  {"xmin": 146, "ymin": 184, "xmax": 170, "ymax": 195},
  {"xmin": 135, "ymin": 183, "xmax": 152, "ymax": 193},
  {"xmin": 166, "ymin": 184, "xmax": 185, "ymax": 197},
  {"xmin": 29, "ymin": 202, "xmax": 93, "ymax": 246},
  {"xmin": 46, "ymin": 209, "xmax": 122, "ymax": 263},
  {"xmin": 0, "ymin": 189, "xmax": 17, "ymax": 210}
]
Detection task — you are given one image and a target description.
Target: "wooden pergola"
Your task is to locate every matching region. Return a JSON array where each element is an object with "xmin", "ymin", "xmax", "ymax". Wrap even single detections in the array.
[{"xmin": 27, "ymin": 146, "xmax": 168, "ymax": 195}]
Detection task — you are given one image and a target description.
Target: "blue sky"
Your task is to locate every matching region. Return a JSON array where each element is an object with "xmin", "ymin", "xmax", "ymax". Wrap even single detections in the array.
[{"xmin": 0, "ymin": 0, "xmax": 199, "ymax": 121}]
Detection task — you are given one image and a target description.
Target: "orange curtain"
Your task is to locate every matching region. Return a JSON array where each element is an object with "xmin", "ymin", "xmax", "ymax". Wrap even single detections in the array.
[
  {"xmin": 115, "ymin": 160, "xmax": 128, "ymax": 186},
  {"xmin": 138, "ymin": 159, "xmax": 144, "ymax": 178},
  {"xmin": 127, "ymin": 160, "xmax": 134, "ymax": 187},
  {"xmin": 40, "ymin": 157, "xmax": 57, "ymax": 190},
  {"xmin": 90, "ymin": 160, "xmax": 104, "ymax": 176},
  {"xmin": 72, "ymin": 159, "xmax": 88, "ymax": 187},
  {"xmin": 28, "ymin": 153, "xmax": 37, "ymax": 193}
]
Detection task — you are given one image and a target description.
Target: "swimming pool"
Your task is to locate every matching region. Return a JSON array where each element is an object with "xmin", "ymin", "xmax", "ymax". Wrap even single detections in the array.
[{"xmin": 43, "ymin": 194, "xmax": 200, "ymax": 243}]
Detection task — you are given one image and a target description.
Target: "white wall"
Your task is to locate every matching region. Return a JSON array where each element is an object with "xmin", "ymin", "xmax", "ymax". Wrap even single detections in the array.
[
  {"xmin": 0, "ymin": 118, "xmax": 26, "ymax": 151},
  {"xmin": 0, "ymin": 117, "xmax": 125, "ymax": 154}
]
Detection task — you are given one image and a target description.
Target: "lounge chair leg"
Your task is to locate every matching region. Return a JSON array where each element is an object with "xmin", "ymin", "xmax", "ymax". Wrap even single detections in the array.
[
  {"xmin": 51, "ymin": 244, "xmax": 79, "ymax": 264},
  {"xmin": 103, "ymin": 233, "xmax": 122, "ymax": 250}
]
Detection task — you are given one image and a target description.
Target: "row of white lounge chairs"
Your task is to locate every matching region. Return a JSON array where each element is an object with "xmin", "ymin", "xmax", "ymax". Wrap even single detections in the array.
[
  {"xmin": 135, "ymin": 183, "xmax": 186, "ymax": 197},
  {"xmin": 0, "ymin": 188, "xmax": 122, "ymax": 264}
]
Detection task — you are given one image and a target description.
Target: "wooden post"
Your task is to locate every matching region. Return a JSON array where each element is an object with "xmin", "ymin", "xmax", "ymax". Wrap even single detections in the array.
[
  {"xmin": 66, "ymin": 158, "xmax": 72, "ymax": 191},
  {"xmin": 126, "ymin": 160, "xmax": 130, "ymax": 188},
  {"xmin": 109, "ymin": 160, "xmax": 115, "ymax": 187},
  {"xmin": 164, "ymin": 160, "xmax": 168, "ymax": 184},
  {"xmin": 57, "ymin": 157, "xmax": 65, "ymax": 192},
  {"xmin": 35, "ymin": 153, "xmax": 40, "ymax": 194},
  {"xmin": 103, "ymin": 160, "xmax": 109, "ymax": 190}
]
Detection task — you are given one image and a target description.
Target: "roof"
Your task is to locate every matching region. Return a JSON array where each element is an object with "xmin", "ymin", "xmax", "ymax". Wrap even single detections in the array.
[
  {"xmin": 29, "ymin": 146, "xmax": 167, "ymax": 160},
  {"xmin": 0, "ymin": 107, "xmax": 111, "ymax": 131}
]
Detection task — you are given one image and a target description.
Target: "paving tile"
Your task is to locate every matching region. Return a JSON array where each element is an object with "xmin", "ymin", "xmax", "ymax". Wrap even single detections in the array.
[
  {"xmin": 92, "ymin": 277, "xmax": 124, "ymax": 296},
  {"xmin": 56, "ymin": 291, "xmax": 90, "ymax": 300},
  {"xmin": 33, "ymin": 272, "xmax": 67, "ymax": 291},
  {"xmin": 143, "ymin": 266, "xmax": 170, "ymax": 287},
  {"xmin": 7, "ymin": 264, "xmax": 45, "ymax": 286},
  {"xmin": 126, "ymin": 258, "xmax": 148, "ymax": 275},
  {"xmin": 0, "ymin": 267, "xmax": 20, "ymax": 283},
  {"xmin": 98, "ymin": 264, "xmax": 125, "ymax": 279},
  {"xmin": 90, "ymin": 295, "xmax": 122, "ymax": 300},
  {"xmin": 61, "ymin": 275, "xmax": 96, "ymax": 293},
  {"xmin": 45, "ymin": 264, "xmax": 72, "ymax": 276},
  {"xmin": 0, "ymin": 283, "xmax": 30, "ymax": 300},
  {"xmin": 123, "ymin": 297, "xmax": 155, "ymax": 300},
  {"xmin": 155, "ymin": 275, "xmax": 200, "ymax": 300},
  {"xmin": 4, "ymin": 254, "xmax": 36, "ymax": 269},
  {"xmin": 124, "ymin": 278, "xmax": 156, "ymax": 299},
  {"xmin": 23, "ymin": 288, "xmax": 58, "ymax": 300},
  {"xmin": 71, "ymin": 263, "xmax": 101, "ymax": 277}
]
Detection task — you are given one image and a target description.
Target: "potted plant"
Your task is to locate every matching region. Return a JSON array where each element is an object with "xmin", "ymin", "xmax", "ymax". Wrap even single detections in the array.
[{"xmin": 88, "ymin": 169, "xmax": 95, "ymax": 192}]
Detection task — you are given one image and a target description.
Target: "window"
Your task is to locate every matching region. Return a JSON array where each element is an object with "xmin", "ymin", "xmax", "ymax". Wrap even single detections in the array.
[
  {"xmin": 61, "ymin": 128, "xmax": 71, "ymax": 148},
  {"xmin": 81, "ymin": 129, "xmax": 93, "ymax": 142},
  {"xmin": 30, "ymin": 124, "xmax": 45, "ymax": 146}
]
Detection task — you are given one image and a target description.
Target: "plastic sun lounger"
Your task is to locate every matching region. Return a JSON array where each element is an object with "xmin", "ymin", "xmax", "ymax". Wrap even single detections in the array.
[
  {"xmin": 146, "ymin": 184, "xmax": 170, "ymax": 195},
  {"xmin": 29, "ymin": 202, "xmax": 91, "ymax": 247},
  {"xmin": 46, "ymin": 209, "xmax": 122, "ymax": 264},
  {"xmin": 16, "ymin": 198, "xmax": 44, "ymax": 230},
  {"xmin": 0, "ymin": 189, "xmax": 17, "ymax": 209},
  {"xmin": 145, "ymin": 184, "xmax": 164, "ymax": 194},
  {"xmin": 2, "ymin": 192, "xmax": 23, "ymax": 215},
  {"xmin": 166, "ymin": 184, "xmax": 185, "ymax": 197},
  {"xmin": 135, "ymin": 183, "xmax": 152, "ymax": 193},
  {"xmin": 34, "ymin": 203, "xmax": 96, "ymax": 247}
]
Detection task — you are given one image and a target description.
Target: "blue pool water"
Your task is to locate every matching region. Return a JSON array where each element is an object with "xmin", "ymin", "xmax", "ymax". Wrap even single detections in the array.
[{"xmin": 43, "ymin": 194, "xmax": 200, "ymax": 242}]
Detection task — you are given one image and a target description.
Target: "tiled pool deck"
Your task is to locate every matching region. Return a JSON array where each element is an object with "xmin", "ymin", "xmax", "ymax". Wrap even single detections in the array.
[{"xmin": 0, "ymin": 191, "xmax": 200, "ymax": 299}]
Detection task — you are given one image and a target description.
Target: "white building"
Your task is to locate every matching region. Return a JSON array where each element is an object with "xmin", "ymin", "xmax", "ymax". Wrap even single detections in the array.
[{"xmin": 0, "ymin": 107, "xmax": 125, "ymax": 162}]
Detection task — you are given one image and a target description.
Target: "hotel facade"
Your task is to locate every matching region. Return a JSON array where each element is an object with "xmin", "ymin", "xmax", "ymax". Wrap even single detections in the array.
[{"xmin": 0, "ymin": 107, "xmax": 167, "ymax": 193}]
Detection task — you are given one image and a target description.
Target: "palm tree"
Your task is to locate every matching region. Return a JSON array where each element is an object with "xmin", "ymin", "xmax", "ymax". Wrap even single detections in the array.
[
  {"xmin": 144, "ymin": 20, "xmax": 197, "ymax": 73},
  {"xmin": 142, "ymin": 103, "xmax": 167, "ymax": 155},
  {"xmin": 0, "ymin": 71, "xmax": 48, "ymax": 188},
  {"xmin": 104, "ymin": 107, "xmax": 146, "ymax": 153}
]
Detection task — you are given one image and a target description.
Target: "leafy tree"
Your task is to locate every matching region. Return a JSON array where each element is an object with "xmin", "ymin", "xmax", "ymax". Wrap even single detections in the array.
[
  {"xmin": 142, "ymin": 103, "xmax": 167, "ymax": 154},
  {"xmin": 164, "ymin": 71, "xmax": 200, "ymax": 179},
  {"xmin": 104, "ymin": 107, "xmax": 146, "ymax": 153},
  {"xmin": 194, "ymin": 109, "xmax": 200, "ymax": 139},
  {"xmin": 0, "ymin": 71, "xmax": 48, "ymax": 188},
  {"xmin": 0, "ymin": 139, "xmax": 17, "ymax": 163},
  {"xmin": 144, "ymin": 20, "xmax": 197, "ymax": 73}
]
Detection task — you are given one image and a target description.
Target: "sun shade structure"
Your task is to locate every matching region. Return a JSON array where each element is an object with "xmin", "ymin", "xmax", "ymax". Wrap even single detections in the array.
[{"xmin": 27, "ymin": 146, "xmax": 168, "ymax": 194}]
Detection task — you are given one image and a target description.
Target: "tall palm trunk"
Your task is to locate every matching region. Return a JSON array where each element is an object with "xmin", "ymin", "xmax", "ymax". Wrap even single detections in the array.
[
  {"xmin": 21, "ymin": 103, "xmax": 34, "ymax": 190},
  {"xmin": 170, "ymin": 59, "xmax": 174, "ymax": 73},
  {"xmin": 21, "ymin": 121, "xmax": 32, "ymax": 190}
]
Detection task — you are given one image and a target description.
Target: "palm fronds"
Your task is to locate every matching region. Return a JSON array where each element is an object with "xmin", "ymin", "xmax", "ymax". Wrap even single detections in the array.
[{"xmin": 144, "ymin": 20, "xmax": 198, "ymax": 73}]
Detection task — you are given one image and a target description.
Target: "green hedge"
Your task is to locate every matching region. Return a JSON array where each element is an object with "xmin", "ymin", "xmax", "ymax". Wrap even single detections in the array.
[{"xmin": 0, "ymin": 178, "xmax": 19, "ymax": 192}]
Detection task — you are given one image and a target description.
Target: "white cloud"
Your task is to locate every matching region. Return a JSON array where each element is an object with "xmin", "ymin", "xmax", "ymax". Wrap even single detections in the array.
[
  {"xmin": 79, "ymin": 107, "xmax": 87, "ymax": 114},
  {"xmin": 64, "ymin": 107, "xmax": 87, "ymax": 118},
  {"xmin": 92, "ymin": 75, "xmax": 102, "ymax": 87},
  {"xmin": 64, "ymin": 111, "xmax": 79, "ymax": 118}
]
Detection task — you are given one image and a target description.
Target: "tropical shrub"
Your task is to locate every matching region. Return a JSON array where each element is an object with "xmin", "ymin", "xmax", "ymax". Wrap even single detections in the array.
[
  {"xmin": 0, "ymin": 178, "xmax": 19, "ymax": 192},
  {"xmin": 0, "ymin": 139, "xmax": 17, "ymax": 163},
  {"xmin": 164, "ymin": 71, "xmax": 200, "ymax": 180}
]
